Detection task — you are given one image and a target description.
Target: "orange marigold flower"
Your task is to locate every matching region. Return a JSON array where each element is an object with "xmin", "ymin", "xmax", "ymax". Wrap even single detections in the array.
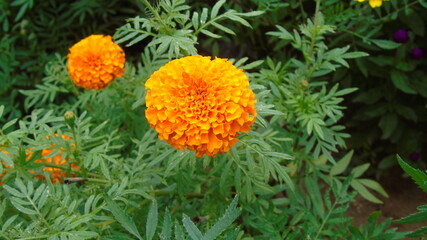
[
  {"xmin": 0, "ymin": 150, "xmax": 12, "ymax": 186},
  {"xmin": 33, "ymin": 134, "xmax": 78, "ymax": 183},
  {"xmin": 67, "ymin": 35, "xmax": 125, "ymax": 90},
  {"xmin": 145, "ymin": 55, "xmax": 257, "ymax": 157}
]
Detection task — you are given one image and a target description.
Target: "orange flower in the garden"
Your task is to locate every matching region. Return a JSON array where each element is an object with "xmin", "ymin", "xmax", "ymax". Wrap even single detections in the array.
[
  {"xmin": 356, "ymin": 0, "xmax": 387, "ymax": 8},
  {"xmin": 67, "ymin": 35, "xmax": 125, "ymax": 90},
  {"xmin": 0, "ymin": 135, "xmax": 78, "ymax": 185},
  {"xmin": 0, "ymin": 150, "xmax": 12, "ymax": 186},
  {"xmin": 33, "ymin": 134, "xmax": 78, "ymax": 183},
  {"xmin": 145, "ymin": 55, "xmax": 257, "ymax": 157}
]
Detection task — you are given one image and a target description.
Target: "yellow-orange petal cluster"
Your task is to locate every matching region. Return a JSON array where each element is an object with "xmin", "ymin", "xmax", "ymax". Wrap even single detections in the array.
[
  {"xmin": 0, "ymin": 150, "xmax": 12, "ymax": 186},
  {"xmin": 0, "ymin": 135, "xmax": 78, "ymax": 184},
  {"xmin": 33, "ymin": 134, "xmax": 78, "ymax": 183},
  {"xmin": 145, "ymin": 55, "xmax": 257, "ymax": 157},
  {"xmin": 67, "ymin": 35, "xmax": 125, "ymax": 90}
]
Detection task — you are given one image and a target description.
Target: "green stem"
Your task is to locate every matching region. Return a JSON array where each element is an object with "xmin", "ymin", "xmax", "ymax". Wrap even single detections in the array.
[
  {"xmin": 16, "ymin": 235, "xmax": 51, "ymax": 240},
  {"xmin": 112, "ymin": 81, "xmax": 135, "ymax": 96},
  {"xmin": 313, "ymin": 198, "xmax": 338, "ymax": 240},
  {"xmin": 304, "ymin": 0, "xmax": 321, "ymax": 81},
  {"xmin": 379, "ymin": 0, "xmax": 419, "ymax": 22},
  {"xmin": 194, "ymin": 15, "xmax": 225, "ymax": 36},
  {"xmin": 140, "ymin": 0, "xmax": 170, "ymax": 32},
  {"xmin": 86, "ymin": 177, "xmax": 111, "ymax": 184}
]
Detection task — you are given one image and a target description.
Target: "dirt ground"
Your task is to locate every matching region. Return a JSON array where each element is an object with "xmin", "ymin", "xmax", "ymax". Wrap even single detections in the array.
[{"xmin": 347, "ymin": 167, "xmax": 427, "ymax": 239}]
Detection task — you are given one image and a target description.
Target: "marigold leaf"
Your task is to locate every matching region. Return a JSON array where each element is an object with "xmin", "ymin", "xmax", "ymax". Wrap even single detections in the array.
[
  {"xmin": 200, "ymin": 29, "xmax": 222, "ymax": 38},
  {"xmin": 104, "ymin": 194, "xmax": 142, "ymax": 240},
  {"xmin": 372, "ymin": 39, "xmax": 400, "ymax": 49},
  {"xmin": 183, "ymin": 214, "xmax": 203, "ymax": 240},
  {"xmin": 202, "ymin": 195, "xmax": 240, "ymax": 240},
  {"xmin": 397, "ymin": 155, "xmax": 427, "ymax": 193},
  {"xmin": 2, "ymin": 215, "xmax": 18, "ymax": 232},
  {"xmin": 192, "ymin": 12, "xmax": 199, "ymax": 29},
  {"xmin": 211, "ymin": 22, "xmax": 235, "ymax": 35},
  {"xmin": 351, "ymin": 163, "xmax": 370, "ymax": 178},
  {"xmin": 330, "ymin": 150, "xmax": 353, "ymax": 176},
  {"xmin": 160, "ymin": 209, "xmax": 172, "ymax": 240},
  {"xmin": 146, "ymin": 199, "xmax": 158, "ymax": 240},
  {"xmin": 211, "ymin": 0, "xmax": 225, "ymax": 19},
  {"xmin": 391, "ymin": 70, "xmax": 416, "ymax": 94}
]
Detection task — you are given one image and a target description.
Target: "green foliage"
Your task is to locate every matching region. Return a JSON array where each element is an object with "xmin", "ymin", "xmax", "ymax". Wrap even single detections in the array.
[
  {"xmin": 1, "ymin": 0, "xmax": 421, "ymax": 239},
  {"xmin": 114, "ymin": 0, "xmax": 262, "ymax": 58},
  {"xmin": 395, "ymin": 155, "xmax": 427, "ymax": 237}
]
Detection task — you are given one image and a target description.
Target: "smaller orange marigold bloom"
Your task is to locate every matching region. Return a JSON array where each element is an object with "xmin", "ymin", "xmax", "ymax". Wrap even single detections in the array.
[
  {"xmin": 67, "ymin": 35, "xmax": 125, "ymax": 90},
  {"xmin": 0, "ymin": 150, "xmax": 12, "ymax": 186},
  {"xmin": 33, "ymin": 134, "xmax": 78, "ymax": 183},
  {"xmin": 145, "ymin": 55, "xmax": 257, "ymax": 157},
  {"xmin": 1, "ymin": 135, "xmax": 79, "ymax": 185}
]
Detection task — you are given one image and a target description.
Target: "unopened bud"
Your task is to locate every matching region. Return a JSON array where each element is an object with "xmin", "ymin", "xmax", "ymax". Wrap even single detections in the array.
[
  {"xmin": 302, "ymin": 80, "xmax": 309, "ymax": 87},
  {"xmin": 64, "ymin": 111, "xmax": 75, "ymax": 128}
]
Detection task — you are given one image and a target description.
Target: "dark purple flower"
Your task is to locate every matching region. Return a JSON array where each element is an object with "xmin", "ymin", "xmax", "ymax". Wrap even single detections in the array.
[
  {"xmin": 410, "ymin": 48, "xmax": 424, "ymax": 60},
  {"xmin": 410, "ymin": 152, "xmax": 421, "ymax": 161},
  {"xmin": 393, "ymin": 29, "xmax": 409, "ymax": 43}
]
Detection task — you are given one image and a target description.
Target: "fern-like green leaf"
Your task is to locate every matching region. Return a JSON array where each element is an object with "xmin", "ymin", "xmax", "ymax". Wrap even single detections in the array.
[{"xmin": 202, "ymin": 195, "xmax": 241, "ymax": 240}]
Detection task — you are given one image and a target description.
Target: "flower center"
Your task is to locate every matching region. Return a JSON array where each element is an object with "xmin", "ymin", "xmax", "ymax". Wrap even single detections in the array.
[{"xmin": 180, "ymin": 80, "xmax": 211, "ymax": 119}]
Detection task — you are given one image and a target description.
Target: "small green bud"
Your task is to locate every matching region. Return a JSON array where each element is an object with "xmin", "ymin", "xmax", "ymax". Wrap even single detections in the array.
[
  {"xmin": 301, "ymin": 80, "xmax": 309, "ymax": 87},
  {"xmin": 64, "ymin": 111, "xmax": 75, "ymax": 128}
]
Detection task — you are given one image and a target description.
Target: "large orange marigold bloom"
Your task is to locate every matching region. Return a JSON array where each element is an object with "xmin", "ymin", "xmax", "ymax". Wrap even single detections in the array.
[
  {"xmin": 67, "ymin": 35, "xmax": 125, "ymax": 90},
  {"xmin": 145, "ymin": 55, "xmax": 257, "ymax": 157}
]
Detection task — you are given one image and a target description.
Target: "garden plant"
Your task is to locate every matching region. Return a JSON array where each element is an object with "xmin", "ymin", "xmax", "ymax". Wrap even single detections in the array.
[{"xmin": 0, "ymin": 0, "xmax": 426, "ymax": 239}]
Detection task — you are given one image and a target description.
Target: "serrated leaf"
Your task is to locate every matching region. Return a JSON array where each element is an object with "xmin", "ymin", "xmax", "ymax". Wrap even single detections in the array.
[
  {"xmin": 407, "ymin": 226, "xmax": 427, "ymax": 237},
  {"xmin": 183, "ymin": 214, "xmax": 203, "ymax": 240},
  {"xmin": 202, "ymin": 195, "xmax": 240, "ymax": 240},
  {"xmin": 175, "ymin": 221, "xmax": 185, "ymax": 240},
  {"xmin": 160, "ymin": 209, "xmax": 172, "ymax": 240},
  {"xmin": 104, "ymin": 194, "xmax": 142, "ymax": 240},
  {"xmin": 394, "ymin": 210, "xmax": 427, "ymax": 224},
  {"xmin": 146, "ymin": 199, "xmax": 158, "ymax": 240},
  {"xmin": 397, "ymin": 155, "xmax": 427, "ymax": 193}
]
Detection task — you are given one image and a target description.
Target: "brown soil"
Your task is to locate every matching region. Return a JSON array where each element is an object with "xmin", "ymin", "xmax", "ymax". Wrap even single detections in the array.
[{"xmin": 347, "ymin": 168, "xmax": 427, "ymax": 239}]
